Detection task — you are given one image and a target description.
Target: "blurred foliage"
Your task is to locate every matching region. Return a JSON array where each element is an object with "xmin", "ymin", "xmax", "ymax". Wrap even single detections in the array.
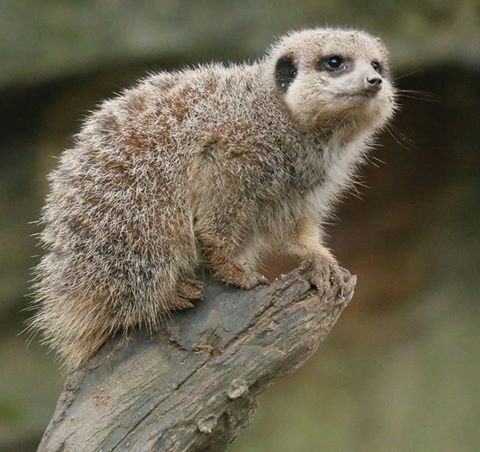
[{"xmin": 1, "ymin": 1, "xmax": 479, "ymax": 451}]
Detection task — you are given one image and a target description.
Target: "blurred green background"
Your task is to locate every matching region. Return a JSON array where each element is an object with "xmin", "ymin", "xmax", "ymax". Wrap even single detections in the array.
[{"xmin": 1, "ymin": 1, "xmax": 479, "ymax": 451}]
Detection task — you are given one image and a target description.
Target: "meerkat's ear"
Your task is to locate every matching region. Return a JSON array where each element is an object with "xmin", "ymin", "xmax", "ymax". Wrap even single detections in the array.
[{"xmin": 275, "ymin": 55, "xmax": 297, "ymax": 94}]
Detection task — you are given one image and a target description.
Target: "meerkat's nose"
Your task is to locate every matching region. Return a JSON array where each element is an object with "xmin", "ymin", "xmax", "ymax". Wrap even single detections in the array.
[{"xmin": 365, "ymin": 76, "xmax": 382, "ymax": 92}]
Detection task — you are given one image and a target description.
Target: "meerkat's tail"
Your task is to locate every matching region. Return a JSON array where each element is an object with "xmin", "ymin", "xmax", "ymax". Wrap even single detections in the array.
[
  {"xmin": 28, "ymin": 241, "xmax": 197, "ymax": 371},
  {"xmin": 28, "ymin": 296, "xmax": 118, "ymax": 371}
]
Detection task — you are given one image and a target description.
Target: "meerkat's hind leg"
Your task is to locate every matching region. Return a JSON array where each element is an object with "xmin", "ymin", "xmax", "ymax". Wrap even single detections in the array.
[
  {"xmin": 177, "ymin": 276, "xmax": 204, "ymax": 300},
  {"xmin": 172, "ymin": 276, "xmax": 204, "ymax": 310}
]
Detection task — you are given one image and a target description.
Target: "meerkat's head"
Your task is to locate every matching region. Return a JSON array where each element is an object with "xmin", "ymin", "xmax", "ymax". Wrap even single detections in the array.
[{"xmin": 267, "ymin": 28, "xmax": 396, "ymax": 133}]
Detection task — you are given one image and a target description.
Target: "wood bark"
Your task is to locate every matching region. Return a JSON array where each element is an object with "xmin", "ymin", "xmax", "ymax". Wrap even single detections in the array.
[{"xmin": 38, "ymin": 267, "xmax": 356, "ymax": 451}]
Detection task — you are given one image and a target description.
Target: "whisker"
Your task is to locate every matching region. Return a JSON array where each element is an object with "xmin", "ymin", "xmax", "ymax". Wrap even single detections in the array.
[
  {"xmin": 395, "ymin": 95, "xmax": 438, "ymax": 104},
  {"xmin": 385, "ymin": 124, "xmax": 405, "ymax": 148},
  {"xmin": 371, "ymin": 155, "xmax": 386, "ymax": 166},
  {"xmin": 395, "ymin": 89, "xmax": 440, "ymax": 103},
  {"xmin": 385, "ymin": 123, "xmax": 415, "ymax": 150},
  {"xmin": 390, "ymin": 123, "xmax": 415, "ymax": 147},
  {"xmin": 397, "ymin": 88, "xmax": 433, "ymax": 95},
  {"xmin": 368, "ymin": 155, "xmax": 385, "ymax": 168},
  {"xmin": 393, "ymin": 70, "xmax": 422, "ymax": 82}
]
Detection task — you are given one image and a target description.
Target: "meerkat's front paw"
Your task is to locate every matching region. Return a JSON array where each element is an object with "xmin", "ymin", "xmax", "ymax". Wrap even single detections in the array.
[
  {"xmin": 305, "ymin": 254, "xmax": 343, "ymax": 300},
  {"xmin": 237, "ymin": 270, "xmax": 269, "ymax": 290},
  {"xmin": 213, "ymin": 263, "xmax": 269, "ymax": 290}
]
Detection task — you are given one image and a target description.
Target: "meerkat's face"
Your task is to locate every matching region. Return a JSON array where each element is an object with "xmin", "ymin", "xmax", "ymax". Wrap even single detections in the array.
[{"xmin": 270, "ymin": 29, "xmax": 396, "ymax": 132}]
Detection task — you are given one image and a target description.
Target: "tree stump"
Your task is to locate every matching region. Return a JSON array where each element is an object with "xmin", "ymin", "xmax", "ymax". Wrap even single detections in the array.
[{"xmin": 38, "ymin": 267, "xmax": 356, "ymax": 451}]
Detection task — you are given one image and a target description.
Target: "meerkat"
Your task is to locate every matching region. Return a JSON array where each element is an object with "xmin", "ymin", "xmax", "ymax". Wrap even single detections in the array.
[{"xmin": 30, "ymin": 28, "xmax": 396, "ymax": 370}]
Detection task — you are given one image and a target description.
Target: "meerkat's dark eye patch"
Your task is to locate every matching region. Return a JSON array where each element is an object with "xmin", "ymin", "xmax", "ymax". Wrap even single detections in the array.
[{"xmin": 275, "ymin": 55, "xmax": 297, "ymax": 93}]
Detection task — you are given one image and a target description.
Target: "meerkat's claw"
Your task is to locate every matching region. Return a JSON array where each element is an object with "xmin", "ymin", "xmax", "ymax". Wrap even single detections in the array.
[
  {"xmin": 308, "ymin": 255, "xmax": 344, "ymax": 301},
  {"xmin": 170, "ymin": 298, "xmax": 195, "ymax": 311},
  {"xmin": 341, "ymin": 273, "xmax": 357, "ymax": 302},
  {"xmin": 215, "ymin": 268, "xmax": 268, "ymax": 290},
  {"xmin": 250, "ymin": 273, "xmax": 270, "ymax": 287},
  {"xmin": 231, "ymin": 270, "xmax": 269, "ymax": 290}
]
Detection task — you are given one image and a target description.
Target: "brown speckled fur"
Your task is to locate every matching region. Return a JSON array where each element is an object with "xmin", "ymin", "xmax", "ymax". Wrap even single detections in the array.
[{"xmin": 30, "ymin": 28, "xmax": 396, "ymax": 369}]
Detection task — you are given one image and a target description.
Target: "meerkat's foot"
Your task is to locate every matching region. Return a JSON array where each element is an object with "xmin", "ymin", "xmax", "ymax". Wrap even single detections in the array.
[
  {"xmin": 176, "ymin": 277, "xmax": 204, "ymax": 301},
  {"xmin": 171, "ymin": 277, "xmax": 204, "ymax": 311},
  {"xmin": 305, "ymin": 254, "xmax": 343, "ymax": 299},
  {"xmin": 212, "ymin": 262, "xmax": 268, "ymax": 289},
  {"xmin": 170, "ymin": 297, "xmax": 195, "ymax": 311}
]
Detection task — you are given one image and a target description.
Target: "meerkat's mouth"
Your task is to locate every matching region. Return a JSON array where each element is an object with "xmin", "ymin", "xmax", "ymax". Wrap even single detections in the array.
[{"xmin": 338, "ymin": 91, "xmax": 378, "ymax": 100}]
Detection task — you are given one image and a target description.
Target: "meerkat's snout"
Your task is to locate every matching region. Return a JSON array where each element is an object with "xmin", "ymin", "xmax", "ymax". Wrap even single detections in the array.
[
  {"xmin": 365, "ymin": 75, "xmax": 382, "ymax": 93},
  {"xmin": 362, "ymin": 63, "xmax": 383, "ymax": 94}
]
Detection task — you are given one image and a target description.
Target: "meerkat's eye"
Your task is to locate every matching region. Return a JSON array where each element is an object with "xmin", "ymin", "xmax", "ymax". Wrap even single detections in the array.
[
  {"xmin": 325, "ymin": 55, "xmax": 345, "ymax": 71},
  {"xmin": 371, "ymin": 60, "xmax": 382, "ymax": 73}
]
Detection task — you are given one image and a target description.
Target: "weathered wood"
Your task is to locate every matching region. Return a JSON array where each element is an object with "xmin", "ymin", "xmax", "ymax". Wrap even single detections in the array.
[{"xmin": 38, "ymin": 267, "xmax": 356, "ymax": 451}]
